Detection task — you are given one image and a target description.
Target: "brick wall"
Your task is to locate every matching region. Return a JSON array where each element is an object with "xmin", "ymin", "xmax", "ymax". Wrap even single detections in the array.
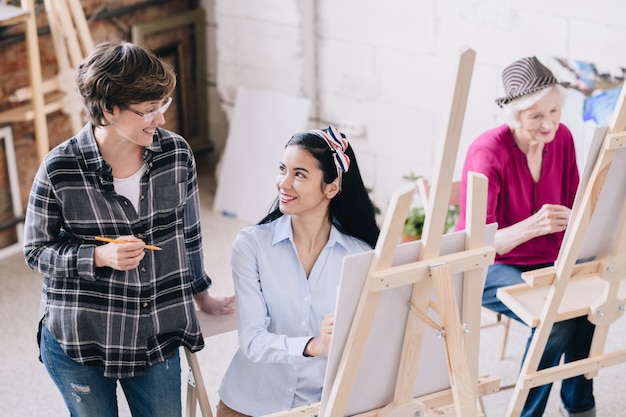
[{"xmin": 0, "ymin": 0, "xmax": 198, "ymax": 249}]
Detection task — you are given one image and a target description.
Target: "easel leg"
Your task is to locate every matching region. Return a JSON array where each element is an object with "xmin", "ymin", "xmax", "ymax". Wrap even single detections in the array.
[
  {"xmin": 186, "ymin": 386, "xmax": 198, "ymax": 417},
  {"xmin": 184, "ymin": 348, "xmax": 214, "ymax": 417},
  {"xmin": 431, "ymin": 263, "xmax": 478, "ymax": 417},
  {"xmin": 21, "ymin": 0, "xmax": 49, "ymax": 162},
  {"xmin": 504, "ymin": 324, "xmax": 553, "ymax": 417}
]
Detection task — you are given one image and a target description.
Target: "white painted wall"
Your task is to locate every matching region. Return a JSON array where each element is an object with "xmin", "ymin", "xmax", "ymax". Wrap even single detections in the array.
[{"xmin": 203, "ymin": 0, "xmax": 626, "ymax": 218}]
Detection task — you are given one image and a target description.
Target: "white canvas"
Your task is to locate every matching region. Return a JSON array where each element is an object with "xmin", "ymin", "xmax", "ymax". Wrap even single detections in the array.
[
  {"xmin": 561, "ymin": 125, "xmax": 626, "ymax": 261},
  {"xmin": 213, "ymin": 88, "xmax": 311, "ymax": 224}
]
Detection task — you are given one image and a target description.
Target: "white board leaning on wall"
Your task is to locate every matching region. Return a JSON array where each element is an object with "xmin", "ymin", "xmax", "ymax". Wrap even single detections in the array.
[{"xmin": 213, "ymin": 88, "xmax": 311, "ymax": 225}]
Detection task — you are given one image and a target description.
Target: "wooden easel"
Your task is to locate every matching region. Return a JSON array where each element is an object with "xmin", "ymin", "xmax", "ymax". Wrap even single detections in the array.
[
  {"xmin": 320, "ymin": 47, "xmax": 495, "ymax": 417},
  {"xmin": 0, "ymin": 0, "xmax": 48, "ymax": 161},
  {"xmin": 496, "ymin": 80, "xmax": 626, "ymax": 417},
  {"xmin": 0, "ymin": 0, "xmax": 92, "ymax": 161},
  {"xmin": 185, "ymin": 310, "xmax": 238, "ymax": 417},
  {"xmin": 40, "ymin": 0, "xmax": 93, "ymax": 134}
]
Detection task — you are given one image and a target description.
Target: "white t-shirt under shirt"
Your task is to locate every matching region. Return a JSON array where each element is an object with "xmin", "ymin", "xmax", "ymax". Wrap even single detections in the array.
[{"xmin": 113, "ymin": 165, "xmax": 146, "ymax": 212}]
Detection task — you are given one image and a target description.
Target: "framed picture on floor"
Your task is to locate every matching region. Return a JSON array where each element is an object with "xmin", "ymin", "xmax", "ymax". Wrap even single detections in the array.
[{"xmin": 132, "ymin": 9, "xmax": 211, "ymax": 152}]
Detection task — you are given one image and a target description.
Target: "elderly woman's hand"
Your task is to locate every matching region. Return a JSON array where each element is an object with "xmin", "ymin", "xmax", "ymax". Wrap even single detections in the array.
[
  {"xmin": 493, "ymin": 204, "xmax": 571, "ymax": 255},
  {"xmin": 529, "ymin": 204, "xmax": 571, "ymax": 234}
]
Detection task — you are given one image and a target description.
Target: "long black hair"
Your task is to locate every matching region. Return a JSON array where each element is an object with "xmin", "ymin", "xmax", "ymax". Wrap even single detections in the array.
[{"xmin": 259, "ymin": 127, "xmax": 380, "ymax": 248}]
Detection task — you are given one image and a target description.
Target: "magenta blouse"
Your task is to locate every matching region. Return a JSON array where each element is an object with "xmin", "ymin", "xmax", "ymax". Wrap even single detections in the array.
[{"xmin": 455, "ymin": 124, "xmax": 579, "ymax": 266}]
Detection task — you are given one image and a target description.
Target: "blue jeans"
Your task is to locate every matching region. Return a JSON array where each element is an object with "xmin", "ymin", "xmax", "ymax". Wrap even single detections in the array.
[
  {"xmin": 40, "ymin": 325, "xmax": 182, "ymax": 417},
  {"xmin": 483, "ymin": 264, "xmax": 596, "ymax": 417}
]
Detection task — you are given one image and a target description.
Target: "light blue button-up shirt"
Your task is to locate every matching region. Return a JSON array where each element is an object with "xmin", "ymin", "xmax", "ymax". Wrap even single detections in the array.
[{"xmin": 218, "ymin": 214, "xmax": 372, "ymax": 416}]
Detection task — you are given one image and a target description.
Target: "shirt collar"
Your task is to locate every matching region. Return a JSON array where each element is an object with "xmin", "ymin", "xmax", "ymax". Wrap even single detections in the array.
[
  {"xmin": 76, "ymin": 123, "xmax": 163, "ymax": 173},
  {"xmin": 271, "ymin": 214, "xmax": 351, "ymax": 249}
]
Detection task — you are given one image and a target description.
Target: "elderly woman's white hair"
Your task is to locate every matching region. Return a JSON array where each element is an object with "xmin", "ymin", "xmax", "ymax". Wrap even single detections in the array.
[{"xmin": 500, "ymin": 84, "xmax": 568, "ymax": 128}]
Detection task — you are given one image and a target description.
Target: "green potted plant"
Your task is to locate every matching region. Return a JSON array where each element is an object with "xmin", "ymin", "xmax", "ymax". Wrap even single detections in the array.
[
  {"xmin": 401, "ymin": 172, "xmax": 460, "ymax": 242},
  {"xmin": 402, "ymin": 205, "xmax": 426, "ymax": 241}
]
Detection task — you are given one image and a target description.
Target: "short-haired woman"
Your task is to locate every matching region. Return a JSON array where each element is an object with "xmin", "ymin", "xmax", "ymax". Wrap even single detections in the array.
[{"xmin": 24, "ymin": 41, "xmax": 235, "ymax": 417}]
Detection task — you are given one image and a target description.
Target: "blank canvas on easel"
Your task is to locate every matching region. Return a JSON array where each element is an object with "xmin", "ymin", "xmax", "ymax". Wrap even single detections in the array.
[
  {"xmin": 320, "ymin": 225, "xmax": 496, "ymax": 416},
  {"xmin": 568, "ymin": 125, "xmax": 626, "ymax": 261}
]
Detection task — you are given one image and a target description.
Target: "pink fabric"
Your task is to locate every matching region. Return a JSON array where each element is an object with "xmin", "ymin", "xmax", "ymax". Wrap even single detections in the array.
[{"xmin": 455, "ymin": 124, "xmax": 579, "ymax": 265}]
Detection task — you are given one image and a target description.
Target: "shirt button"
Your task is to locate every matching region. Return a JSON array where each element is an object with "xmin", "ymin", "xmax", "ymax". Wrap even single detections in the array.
[
  {"xmin": 140, "ymin": 195, "xmax": 145, "ymax": 200},
  {"xmin": 288, "ymin": 387, "xmax": 294, "ymax": 393},
  {"xmin": 142, "ymin": 301, "xmax": 149, "ymax": 308},
  {"xmin": 304, "ymin": 297, "xmax": 310, "ymax": 303},
  {"xmin": 301, "ymin": 321, "xmax": 306, "ymax": 327},
  {"xmin": 140, "ymin": 267, "xmax": 146, "ymax": 272},
  {"xmin": 293, "ymin": 365, "xmax": 298, "ymax": 370}
]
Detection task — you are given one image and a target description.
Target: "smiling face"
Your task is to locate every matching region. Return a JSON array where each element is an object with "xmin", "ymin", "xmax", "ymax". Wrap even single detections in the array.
[
  {"xmin": 512, "ymin": 86, "xmax": 562, "ymax": 151},
  {"xmin": 108, "ymin": 98, "xmax": 169, "ymax": 147},
  {"xmin": 276, "ymin": 145, "xmax": 339, "ymax": 218}
]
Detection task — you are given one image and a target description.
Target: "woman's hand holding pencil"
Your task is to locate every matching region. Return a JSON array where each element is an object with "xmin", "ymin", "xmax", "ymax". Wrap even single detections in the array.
[
  {"xmin": 95, "ymin": 236, "xmax": 162, "ymax": 251},
  {"xmin": 93, "ymin": 235, "xmax": 156, "ymax": 271}
]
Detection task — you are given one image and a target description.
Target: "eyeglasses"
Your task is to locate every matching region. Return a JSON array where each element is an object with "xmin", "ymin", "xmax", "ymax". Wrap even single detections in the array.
[{"xmin": 123, "ymin": 97, "xmax": 173, "ymax": 123}]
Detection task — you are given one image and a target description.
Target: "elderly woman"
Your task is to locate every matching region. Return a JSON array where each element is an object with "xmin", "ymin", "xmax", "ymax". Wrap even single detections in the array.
[{"xmin": 455, "ymin": 57, "xmax": 596, "ymax": 417}]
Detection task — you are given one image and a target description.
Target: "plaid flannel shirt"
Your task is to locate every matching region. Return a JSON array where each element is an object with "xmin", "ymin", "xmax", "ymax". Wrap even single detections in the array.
[{"xmin": 24, "ymin": 123, "xmax": 211, "ymax": 378}]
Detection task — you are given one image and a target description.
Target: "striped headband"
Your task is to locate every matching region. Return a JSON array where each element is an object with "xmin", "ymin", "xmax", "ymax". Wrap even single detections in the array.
[
  {"xmin": 309, "ymin": 125, "xmax": 351, "ymax": 175},
  {"xmin": 495, "ymin": 56, "xmax": 569, "ymax": 108}
]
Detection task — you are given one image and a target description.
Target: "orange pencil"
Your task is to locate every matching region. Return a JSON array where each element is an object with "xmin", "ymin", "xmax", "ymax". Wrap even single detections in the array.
[{"xmin": 95, "ymin": 236, "xmax": 162, "ymax": 251}]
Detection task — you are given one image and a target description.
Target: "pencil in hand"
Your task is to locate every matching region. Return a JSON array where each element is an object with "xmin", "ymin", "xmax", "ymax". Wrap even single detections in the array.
[{"xmin": 95, "ymin": 236, "xmax": 162, "ymax": 251}]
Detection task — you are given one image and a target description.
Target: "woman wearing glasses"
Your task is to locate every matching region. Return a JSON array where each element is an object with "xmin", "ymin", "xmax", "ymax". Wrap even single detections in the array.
[{"xmin": 23, "ymin": 41, "xmax": 235, "ymax": 417}]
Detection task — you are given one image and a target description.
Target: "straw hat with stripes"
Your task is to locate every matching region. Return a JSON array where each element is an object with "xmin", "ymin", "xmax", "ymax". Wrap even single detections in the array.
[{"xmin": 495, "ymin": 56, "xmax": 569, "ymax": 108}]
